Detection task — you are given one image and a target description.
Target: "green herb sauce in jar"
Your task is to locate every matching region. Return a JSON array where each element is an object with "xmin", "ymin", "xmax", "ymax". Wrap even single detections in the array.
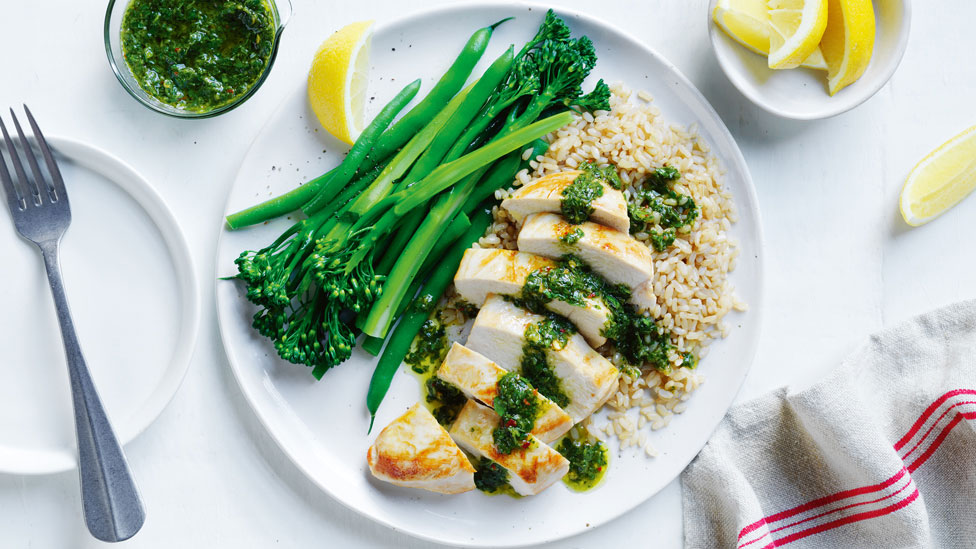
[{"xmin": 120, "ymin": 0, "xmax": 276, "ymax": 112}]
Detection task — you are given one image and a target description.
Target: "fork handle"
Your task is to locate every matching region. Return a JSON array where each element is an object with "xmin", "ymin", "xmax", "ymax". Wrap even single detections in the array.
[{"xmin": 39, "ymin": 240, "xmax": 146, "ymax": 542}]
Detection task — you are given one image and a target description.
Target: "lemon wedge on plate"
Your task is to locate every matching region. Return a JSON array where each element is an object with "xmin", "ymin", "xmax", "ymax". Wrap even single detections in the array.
[
  {"xmin": 820, "ymin": 0, "xmax": 875, "ymax": 95},
  {"xmin": 308, "ymin": 20, "xmax": 374, "ymax": 145},
  {"xmin": 766, "ymin": 0, "xmax": 828, "ymax": 69},
  {"xmin": 712, "ymin": 0, "xmax": 827, "ymax": 70},
  {"xmin": 900, "ymin": 125, "xmax": 976, "ymax": 227}
]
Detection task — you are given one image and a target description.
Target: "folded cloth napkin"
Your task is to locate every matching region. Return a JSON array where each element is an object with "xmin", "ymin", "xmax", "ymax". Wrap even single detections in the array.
[{"xmin": 682, "ymin": 300, "xmax": 976, "ymax": 549}]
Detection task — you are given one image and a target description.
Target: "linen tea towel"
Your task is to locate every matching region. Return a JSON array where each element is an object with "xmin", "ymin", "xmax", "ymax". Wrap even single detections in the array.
[{"xmin": 682, "ymin": 300, "xmax": 976, "ymax": 548}]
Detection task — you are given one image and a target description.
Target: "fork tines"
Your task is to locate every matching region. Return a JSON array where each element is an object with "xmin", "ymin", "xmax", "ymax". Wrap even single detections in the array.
[{"xmin": 0, "ymin": 105, "xmax": 67, "ymax": 212}]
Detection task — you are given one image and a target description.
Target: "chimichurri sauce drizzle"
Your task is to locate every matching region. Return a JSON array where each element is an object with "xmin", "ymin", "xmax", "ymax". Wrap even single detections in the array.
[
  {"xmin": 491, "ymin": 372, "xmax": 541, "ymax": 454},
  {"xmin": 560, "ymin": 161, "xmax": 622, "ymax": 224},
  {"xmin": 519, "ymin": 313, "xmax": 574, "ymax": 408},
  {"xmin": 628, "ymin": 165, "xmax": 699, "ymax": 251},
  {"xmin": 557, "ymin": 427, "xmax": 609, "ymax": 491}
]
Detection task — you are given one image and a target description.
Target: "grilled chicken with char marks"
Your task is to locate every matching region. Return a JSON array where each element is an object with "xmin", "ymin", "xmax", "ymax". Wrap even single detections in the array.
[
  {"xmin": 454, "ymin": 248, "xmax": 614, "ymax": 348},
  {"xmin": 367, "ymin": 404, "xmax": 476, "ymax": 494},
  {"xmin": 466, "ymin": 295, "xmax": 619, "ymax": 423},
  {"xmin": 436, "ymin": 342, "xmax": 573, "ymax": 443}
]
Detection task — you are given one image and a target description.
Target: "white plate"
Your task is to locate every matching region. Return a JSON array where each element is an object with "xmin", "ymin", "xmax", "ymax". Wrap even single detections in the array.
[
  {"xmin": 707, "ymin": 0, "xmax": 912, "ymax": 120},
  {"xmin": 216, "ymin": 3, "xmax": 764, "ymax": 546},
  {"xmin": 0, "ymin": 137, "xmax": 199, "ymax": 474}
]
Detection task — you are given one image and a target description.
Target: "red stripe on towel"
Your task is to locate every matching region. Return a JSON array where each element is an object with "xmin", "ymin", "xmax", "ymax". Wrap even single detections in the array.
[
  {"xmin": 900, "ymin": 400, "xmax": 976, "ymax": 460},
  {"xmin": 737, "ymin": 389, "xmax": 975, "ymax": 547},
  {"xmin": 736, "ymin": 468, "xmax": 907, "ymax": 542},
  {"xmin": 894, "ymin": 389, "xmax": 976, "ymax": 451},
  {"xmin": 906, "ymin": 413, "xmax": 971, "ymax": 473},
  {"xmin": 767, "ymin": 475, "xmax": 916, "ymax": 538},
  {"xmin": 774, "ymin": 488, "xmax": 921, "ymax": 547}
]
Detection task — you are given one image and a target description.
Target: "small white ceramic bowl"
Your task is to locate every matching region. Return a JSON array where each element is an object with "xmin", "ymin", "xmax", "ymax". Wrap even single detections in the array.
[{"xmin": 707, "ymin": 0, "xmax": 911, "ymax": 120}]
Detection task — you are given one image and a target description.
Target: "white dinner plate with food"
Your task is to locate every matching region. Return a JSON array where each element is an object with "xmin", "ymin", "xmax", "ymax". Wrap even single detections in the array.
[
  {"xmin": 215, "ymin": 3, "xmax": 764, "ymax": 546},
  {"xmin": 0, "ymin": 136, "xmax": 199, "ymax": 475}
]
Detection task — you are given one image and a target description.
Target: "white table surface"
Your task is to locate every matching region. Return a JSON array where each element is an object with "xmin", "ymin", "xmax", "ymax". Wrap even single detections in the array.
[{"xmin": 1, "ymin": 0, "xmax": 972, "ymax": 547}]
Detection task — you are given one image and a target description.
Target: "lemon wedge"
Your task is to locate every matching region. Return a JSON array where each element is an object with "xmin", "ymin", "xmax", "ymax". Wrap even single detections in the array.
[
  {"xmin": 820, "ymin": 0, "xmax": 875, "ymax": 95},
  {"xmin": 900, "ymin": 125, "xmax": 976, "ymax": 227},
  {"xmin": 307, "ymin": 20, "xmax": 374, "ymax": 145},
  {"xmin": 766, "ymin": 0, "xmax": 828, "ymax": 69},
  {"xmin": 713, "ymin": 0, "xmax": 827, "ymax": 70}
]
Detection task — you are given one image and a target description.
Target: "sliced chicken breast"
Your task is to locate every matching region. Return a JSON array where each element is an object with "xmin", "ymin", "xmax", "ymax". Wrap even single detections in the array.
[
  {"xmin": 501, "ymin": 171, "xmax": 630, "ymax": 232},
  {"xmin": 435, "ymin": 342, "xmax": 573, "ymax": 444},
  {"xmin": 517, "ymin": 212, "xmax": 656, "ymax": 310},
  {"xmin": 367, "ymin": 403, "xmax": 475, "ymax": 494},
  {"xmin": 449, "ymin": 400, "xmax": 569, "ymax": 496},
  {"xmin": 454, "ymin": 248, "xmax": 612, "ymax": 347},
  {"xmin": 466, "ymin": 295, "xmax": 619, "ymax": 423}
]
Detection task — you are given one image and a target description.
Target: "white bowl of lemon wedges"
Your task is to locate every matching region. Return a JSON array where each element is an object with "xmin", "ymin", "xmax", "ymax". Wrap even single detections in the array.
[{"xmin": 708, "ymin": 0, "xmax": 910, "ymax": 120}]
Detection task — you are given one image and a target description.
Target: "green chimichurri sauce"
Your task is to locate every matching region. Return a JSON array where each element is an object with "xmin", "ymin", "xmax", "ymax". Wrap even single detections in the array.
[
  {"xmin": 491, "ymin": 372, "xmax": 541, "ymax": 454},
  {"xmin": 557, "ymin": 428, "xmax": 609, "ymax": 492},
  {"xmin": 474, "ymin": 457, "xmax": 519, "ymax": 496},
  {"xmin": 404, "ymin": 318, "xmax": 448, "ymax": 374},
  {"xmin": 560, "ymin": 161, "xmax": 621, "ymax": 224},
  {"xmin": 120, "ymin": 0, "xmax": 276, "ymax": 112},
  {"xmin": 559, "ymin": 227, "xmax": 584, "ymax": 246},
  {"xmin": 454, "ymin": 299, "xmax": 480, "ymax": 320},
  {"xmin": 520, "ymin": 255, "xmax": 694, "ymax": 374},
  {"xmin": 523, "ymin": 255, "xmax": 625, "ymax": 314},
  {"xmin": 520, "ymin": 315, "xmax": 574, "ymax": 408},
  {"xmin": 424, "ymin": 376, "xmax": 465, "ymax": 426},
  {"xmin": 628, "ymin": 165, "xmax": 699, "ymax": 252}
]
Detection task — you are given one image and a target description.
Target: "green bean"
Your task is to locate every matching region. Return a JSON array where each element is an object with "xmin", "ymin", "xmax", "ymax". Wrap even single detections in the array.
[
  {"xmin": 345, "ymin": 86, "xmax": 471, "ymax": 218},
  {"xmin": 305, "ymin": 85, "xmax": 471, "ymax": 219},
  {"xmin": 225, "ymin": 22, "xmax": 502, "ymax": 229},
  {"xmin": 366, "ymin": 206, "xmax": 493, "ymax": 432},
  {"xmin": 392, "ymin": 112, "xmax": 574, "ymax": 217},
  {"xmin": 225, "ymin": 79, "xmax": 420, "ymax": 229},
  {"xmin": 373, "ymin": 207, "xmax": 426, "ymax": 276},
  {"xmin": 399, "ymin": 47, "xmax": 515, "ymax": 186},
  {"xmin": 357, "ymin": 209, "xmax": 467, "ymax": 358},
  {"xmin": 311, "ymin": 160, "xmax": 388, "ymax": 222},
  {"xmin": 358, "ymin": 24, "xmax": 500, "ymax": 172},
  {"xmin": 392, "ymin": 211, "xmax": 473, "ymax": 313}
]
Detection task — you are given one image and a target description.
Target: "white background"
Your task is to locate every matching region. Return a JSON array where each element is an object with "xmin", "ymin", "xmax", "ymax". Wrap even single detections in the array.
[{"xmin": 1, "ymin": 0, "xmax": 972, "ymax": 547}]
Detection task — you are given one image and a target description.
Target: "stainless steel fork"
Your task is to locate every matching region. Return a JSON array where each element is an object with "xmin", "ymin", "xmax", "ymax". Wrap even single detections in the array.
[{"xmin": 0, "ymin": 106, "xmax": 145, "ymax": 542}]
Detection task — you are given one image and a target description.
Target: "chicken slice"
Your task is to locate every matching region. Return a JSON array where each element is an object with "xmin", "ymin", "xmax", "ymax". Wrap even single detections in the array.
[
  {"xmin": 454, "ymin": 248, "xmax": 612, "ymax": 347},
  {"xmin": 367, "ymin": 403, "xmax": 475, "ymax": 494},
  {"xmin": 435, "ymin": 342, "xmax": 573, "ymax": 444},
  {"xmin": 466, "ymin": 295, "xmax": 619, "ymax": 423},
  {"xmin": 501, "ymin": 170, "xmax": 630, "ymax": 232},
  {"xmin": 449, "ymin": 400, "xmax": 569, "ymax": 496},
  {"xmin": 517, "ymin": 212, "xmax": 656, "ymax": 310}
]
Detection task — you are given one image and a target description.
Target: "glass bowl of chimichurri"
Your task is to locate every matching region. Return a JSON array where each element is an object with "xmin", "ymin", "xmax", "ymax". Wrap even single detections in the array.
[{"xmin": 104, "ymin": 0, "xmax": 291, "ymax": 118}]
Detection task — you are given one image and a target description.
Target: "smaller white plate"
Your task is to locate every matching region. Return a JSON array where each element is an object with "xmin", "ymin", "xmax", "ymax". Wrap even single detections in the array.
[
  {"xmin": 0, "ymin": 137, "xmax": 199, "ymax": 475},
  {"xmin": 707, "ymin": 0, "xmax": 911, "ymax": 120}
]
